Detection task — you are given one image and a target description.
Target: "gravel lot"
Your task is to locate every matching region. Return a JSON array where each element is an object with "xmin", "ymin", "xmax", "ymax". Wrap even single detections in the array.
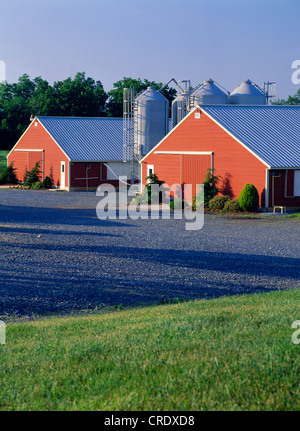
[{"xmin": 0, "ymin": 189, "xmax": 299, "ymax": 319}]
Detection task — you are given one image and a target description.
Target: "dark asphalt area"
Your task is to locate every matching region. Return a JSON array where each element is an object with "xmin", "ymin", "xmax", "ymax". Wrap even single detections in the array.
[{"xmin": 0, "ymin": 189, "xmax": 299, "ymax": 319}]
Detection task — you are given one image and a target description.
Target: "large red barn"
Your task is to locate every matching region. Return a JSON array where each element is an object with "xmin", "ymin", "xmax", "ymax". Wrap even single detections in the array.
[{"xmin": 140, "ymin": 105, "xmax": 300, "ymax": 210}]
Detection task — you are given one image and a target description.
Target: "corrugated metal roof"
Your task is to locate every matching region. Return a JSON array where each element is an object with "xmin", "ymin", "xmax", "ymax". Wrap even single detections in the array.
[
  {"xmin": 38, "ymin": 116, "xmax": 173, "ymax": 161},
  {"xmin": 38, "ymin": 116, "xmax": 124, "ymax": 161},
  {"xmin": 202, "ymin": 105, "xmax": 300, "ymax": 168}
]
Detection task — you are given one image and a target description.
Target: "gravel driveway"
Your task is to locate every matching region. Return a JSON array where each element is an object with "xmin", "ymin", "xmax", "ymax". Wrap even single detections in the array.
[{"xmin": 0, "ymin": 189, "xmax": 299, "ymax": 319}]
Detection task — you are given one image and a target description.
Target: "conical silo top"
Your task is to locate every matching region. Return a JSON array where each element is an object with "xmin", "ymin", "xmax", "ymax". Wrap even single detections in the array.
[
  {"xmin": 192, "ymin": 79, "xmax": 228, "ymax": 97},
  {"xmin": 135, "ymin": 86, "xmax": 168, "ymax": 101},
  {"xmin": 230, "ymin": 79, "xmax": 265, "ymax": 96}
]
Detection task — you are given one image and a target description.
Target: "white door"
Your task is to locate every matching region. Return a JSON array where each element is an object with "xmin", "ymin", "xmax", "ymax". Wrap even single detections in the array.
[
  {"xmin": 60, "ymin": 161, "xmax": 66, "ymax": 188},
  {"xmin": 147, "ymin": 164, "xmax": 154, "ymax": 182}
]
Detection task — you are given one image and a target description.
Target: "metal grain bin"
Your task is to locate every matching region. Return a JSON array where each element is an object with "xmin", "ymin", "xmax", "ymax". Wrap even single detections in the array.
[
  {"xmin": 191, "ymin": 79, "xmax": 229, "ymax": 106},
  {"xmin": 134, "ymin": 86, "xmax": 169, "ymax": 156},
  {"xmin": 171, "ymin": 93, "xmax": 188, "ymax": 128},
  {"xmin": 229, "ymin": 79, "xmax": 267, "ymax": 105}
]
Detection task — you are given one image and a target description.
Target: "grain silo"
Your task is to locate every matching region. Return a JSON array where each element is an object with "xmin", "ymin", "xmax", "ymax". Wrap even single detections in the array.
[
  {"xmin": 191, "ymin": 79, "xmax": 229, "ymax": 106},
  {"xmin": 229, "ymin": 79, "xmax": 267, "ymax": 105},
  {"xmin": 134, "ymin": 86, "xmax": 169, "ymax": 156},
  {"xmin": 171, "ymin": 94, "xmax": 188, "ymax": 128}
]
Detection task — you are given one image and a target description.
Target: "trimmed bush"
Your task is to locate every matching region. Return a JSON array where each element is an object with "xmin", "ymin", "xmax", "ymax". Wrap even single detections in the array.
[
  {"xmin": 223, "ymin": 199, "xmax": 243, "ymax": 212},
  {"xmin": 238, "ymin": 184, "xmax": 259, "ymax": 212},
  {"xmin": 42, "ymin": 176, "xmax": 52, "ymax": 189},
  {"xmin": 208, "ymin": 195, "xmax": 231, "ymax": 211}
]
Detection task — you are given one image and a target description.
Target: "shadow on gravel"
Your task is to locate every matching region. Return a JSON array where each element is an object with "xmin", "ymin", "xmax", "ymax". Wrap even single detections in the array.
[
  {"xmin": 0, "ymin": 243, "xmax": 299, "ymax": 317},
  {"xmin": 0, "ymin": 225, "xmax": 120, "ymax": 238},
  {"xmin": 1, "ymin": 243, "xmax": 299, "ymax": 279},
  {"xmin": 0, "ymin": 205, "xmax": 134, "ymax": 227}
]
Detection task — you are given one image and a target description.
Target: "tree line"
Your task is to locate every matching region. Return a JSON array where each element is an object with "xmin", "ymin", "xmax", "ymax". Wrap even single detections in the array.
[
  {"xmin": 0, "ymin": 73, "xmax": 176, "ymax": 150},
  {"xmin": 1, "ymin": 72, "xmax": 299, "ymax": 151}
]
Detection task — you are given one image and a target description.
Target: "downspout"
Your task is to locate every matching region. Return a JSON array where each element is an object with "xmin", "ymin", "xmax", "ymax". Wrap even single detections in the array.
[
  {"xmin": 42, "ymin": 150, "xmax": 45, "ymax": 180},
  {"xmin": 86, "ymin": 163, "xmax": 91, "ymax": 191}
]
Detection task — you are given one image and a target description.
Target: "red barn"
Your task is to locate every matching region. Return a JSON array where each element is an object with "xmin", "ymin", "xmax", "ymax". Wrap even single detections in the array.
[
  {"xmin": 7, "ymin": 116, "xmax": 136, "ymax": 190},
  {"xmin": 140, "ymin": 105, "xmax": 300, "ymax": 210}
]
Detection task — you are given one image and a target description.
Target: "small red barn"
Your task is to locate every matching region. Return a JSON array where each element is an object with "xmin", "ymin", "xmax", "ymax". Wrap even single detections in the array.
[
  {"xmin": 7, "ymin": 116, "xmax": 136, "ymax": 190},
  {"xmin": 140, "ymin": 105, "xmax": 300, "ymax": 210}
]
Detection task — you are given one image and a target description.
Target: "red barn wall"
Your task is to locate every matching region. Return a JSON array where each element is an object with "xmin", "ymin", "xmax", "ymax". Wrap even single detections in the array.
[
  {"xmin": 141, "ymin": 108, "xmax": 268, "ymax": 206},
  {"xmin": 269, "ymin": 170, "xmax": 300, "ymax": 209},
  {"xmin": 69, "ymin": 162, "xmax": 121, "ymax": 191},
  {"xmin": 7, "ymin": 120, "xmax": 69, "ymax": 188}
]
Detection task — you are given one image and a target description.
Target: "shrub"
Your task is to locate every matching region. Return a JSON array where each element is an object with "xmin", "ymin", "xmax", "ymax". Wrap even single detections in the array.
[
  {"xmin": 203, "ymin": 169, "xmax": 221, "ymax": 206},
  {"xmin": 223, "ymin": 199, "xmax": 243, "ymax": 212},
  {"xmin": 24, "ymin": 161, "xmax": 42, "ymax": 187},
  {"xmin": 31, "ymin": 181, "xmax": 43, "ymax": 190},
  {"xmin": 130, "ymin": 194, "xmax": 142, "ymax": 204},
  {"xmin": 0, "ymin": 162, "xmax": 18, "ymax": 185},
  {"xmin": 42, "ymin": 176, "xmax": 52, "ymax": 189},
  {"xmin": 169, "ymin": 199, "xmax": 189, "ymax": 210},
  {"xmin": 142, "ymin": 173, "xmax": 166, "ymax": 204},
  {"xmin": 238, "ymin": 184, "xmax": 259, "ymax": 212},
  {"xmin": 192, "ymin": 169, "xmax": 221, "ymax": 211},
  {"xmin": 208, "ymin": 195, "xmax": 232, "ymax": 211},
  {"xmin": 192, "ymin": 169, "xmax": 221, "ymax": 210}
]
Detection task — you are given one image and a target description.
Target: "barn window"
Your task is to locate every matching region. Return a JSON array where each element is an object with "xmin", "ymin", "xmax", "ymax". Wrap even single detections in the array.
[
  {"xmin": 294, "ymin": 170, "xmax": 300, "ymax": 196},
  {"xmin": 146, "ymin": 165, "xmax": 154, "ymax": 183},
  {"xmin": 147, "ymin": 165, "xmax": 154, "ymax": 176}
]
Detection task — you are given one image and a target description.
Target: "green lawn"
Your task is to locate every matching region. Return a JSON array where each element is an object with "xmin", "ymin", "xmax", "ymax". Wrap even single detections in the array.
[
  {"xmin": 0, "ymin": 150, "xmax": 9, "ymax": 170},
  {"xmin": 285, "ymin": 212, "xmax": 300, "ymax": 219},
  {"xmin": 0, "ymin": 289, "xmax": 299, "ymax": 411}
]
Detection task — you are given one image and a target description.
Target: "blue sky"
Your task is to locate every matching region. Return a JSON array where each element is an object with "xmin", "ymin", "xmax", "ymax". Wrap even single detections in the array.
[{"xmin": 1, "ymin": 0, "xmax": 299, "ymax": 99}]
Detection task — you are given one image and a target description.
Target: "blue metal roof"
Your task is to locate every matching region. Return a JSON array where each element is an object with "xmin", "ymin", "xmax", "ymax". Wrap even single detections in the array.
[
  {"xmin": 38, "ymin": 116, "xmax": 173, "ymax": 161},
  {"xmin": 202, "ymin": 105, "xmax": 300, "ymax": 168},
  {"xmin": 38, "ymin": 117, "xmax": 124, "ymax": 161}
]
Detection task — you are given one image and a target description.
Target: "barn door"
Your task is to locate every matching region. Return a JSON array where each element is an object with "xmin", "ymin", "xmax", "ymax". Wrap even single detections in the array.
[
  {"xmin": 28, "ymin": 151, "xmax": 44, "ymax": 179},
  {"xmin": 181, "ymin": 154, "xmax": 212, "ymax": 198}
]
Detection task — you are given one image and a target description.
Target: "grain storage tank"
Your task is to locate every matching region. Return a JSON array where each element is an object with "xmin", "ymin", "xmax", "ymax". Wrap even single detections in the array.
[
  {"xmin": 134, "ymin": 86, "xmax": 169, "ymax": 156},
  {"xmin": 171, "ymin": 93, "xmax": 188, "ymax": 128},
  {"xmin": 191, "ymin": 79, "xmax": 229, "ymax": 106},
  {"xmin": 229, "ymin": 79, "xmax": 267, "ymax": 105}
]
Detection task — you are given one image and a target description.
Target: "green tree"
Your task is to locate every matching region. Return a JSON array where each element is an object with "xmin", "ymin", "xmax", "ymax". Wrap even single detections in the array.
[
  {"xmin": 0, "ymin": 72, "xmax": 108, "ymax": 150},
  {"xmin": 53, "ymin": 72, "xmax": 107, "ymax": 117},
  {"xmin": 0, "ymin": 74, "xmax": 35, "ymax": 149},
  {"xmin": 273, "ymin": 88, "xmax": 300, "ymax": 105},
  {"xmin": 29, "ymin": 77, "xmax": 57, "ymax": 116},
  {"xmin": 106, "ymin": 77, "xmax": 176, "ymax": 117}
]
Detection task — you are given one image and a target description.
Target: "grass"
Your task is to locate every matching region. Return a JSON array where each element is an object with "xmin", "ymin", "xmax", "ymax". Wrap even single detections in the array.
[
  {"xmin": 0, "ymin": 289, "xmax": 299, "ymax": 411},
  {"xmin": 0, "ymin": 150, "xmax": 9, "ymax": 170},
  {"xmin": 285, "ymin": 212, "xmax": 300, "ymax": 219}
]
